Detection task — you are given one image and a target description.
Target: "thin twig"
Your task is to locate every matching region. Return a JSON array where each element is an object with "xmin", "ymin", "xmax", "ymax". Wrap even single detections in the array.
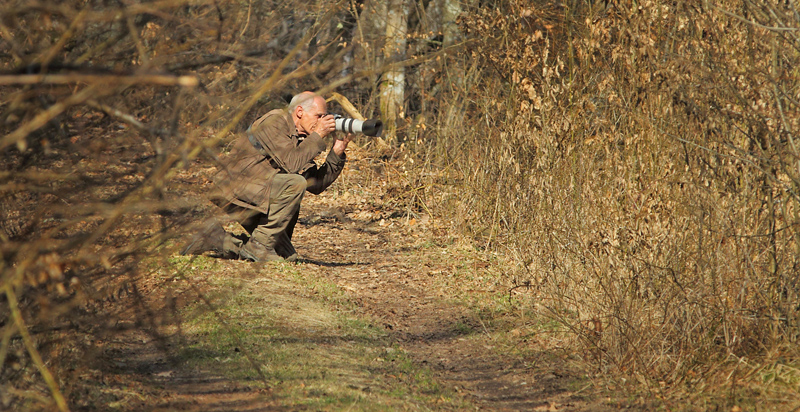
[
  {"xmin": 0, "ymin": 84, "xmax": 102, "ymax": 152},
  {"xmin": 5, "ymin": 285, "xmax": 69, "ymax": 412},
  {"xmin": 708, "ymin": 3, "xmax": 799, "ymax": 32},
  {"xmin": 238, "ymin": 0, "xmax": 252, "ymax": 40},
  {"xmin": 85, "ymin": 99, "xmax": 169, "ymax": 137}
]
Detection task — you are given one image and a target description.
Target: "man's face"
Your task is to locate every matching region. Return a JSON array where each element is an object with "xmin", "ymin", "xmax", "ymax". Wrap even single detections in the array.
[{"xmin": 296, "ymin": 97, "xmax": 328, "ymax": 135}]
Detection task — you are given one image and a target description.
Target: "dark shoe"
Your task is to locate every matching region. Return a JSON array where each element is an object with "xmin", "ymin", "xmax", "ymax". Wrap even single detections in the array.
[
  {"xmin": 239, "ymin": 239, "xmax": 283, "ymax": 262},
  {"xmin": 180, "ymin": 221, "xmax": 227, "ymax": 256},
  {"xmin": 274, "ymin": 235, "xmax": 297, "ymax": 260}
]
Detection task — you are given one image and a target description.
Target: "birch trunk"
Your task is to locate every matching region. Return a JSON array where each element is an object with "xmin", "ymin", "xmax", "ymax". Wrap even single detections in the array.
[
  {"xmin": 380, "ymin": 0, "xmax": 409, "ymax": 142},
  {"xmin": 441, "ymin": 0, "xmax": 462, "ymax": 48}
]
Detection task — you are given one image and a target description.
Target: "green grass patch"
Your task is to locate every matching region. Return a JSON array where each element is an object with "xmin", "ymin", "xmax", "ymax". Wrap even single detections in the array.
[{"xmin": 175, "ymin": 265, "xmax": 471, "ymax": 410}]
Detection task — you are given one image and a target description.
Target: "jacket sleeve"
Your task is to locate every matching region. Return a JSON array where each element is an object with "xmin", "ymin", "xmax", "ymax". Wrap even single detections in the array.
[
  {"xmin": 253, "ymin": 115, "xmax": 326, "ymax": 174},
  {"xmin": 303, "ymin": 149, "xmax": 347, "ymax": 195}
]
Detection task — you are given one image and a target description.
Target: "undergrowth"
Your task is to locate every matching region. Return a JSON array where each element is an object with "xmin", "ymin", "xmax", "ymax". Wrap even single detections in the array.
[{"xmin": 415, "ymin": 0, "xmax": 800, "ymax": 409}]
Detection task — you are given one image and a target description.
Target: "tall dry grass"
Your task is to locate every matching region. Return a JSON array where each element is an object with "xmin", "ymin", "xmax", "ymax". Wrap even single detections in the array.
[{"xmin": 423, "ymin": 0, "xmax": 800, "ymax": 406}]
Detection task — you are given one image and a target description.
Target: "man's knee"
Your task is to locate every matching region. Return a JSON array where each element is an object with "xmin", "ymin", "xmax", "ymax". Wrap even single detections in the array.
[
  {"xmin": 283, "ymin": 174, "xmax": 307, "ymax": 197},
  {"xmin": 267, "ymin": 174, "xmax": 307, "ymax": 210}
]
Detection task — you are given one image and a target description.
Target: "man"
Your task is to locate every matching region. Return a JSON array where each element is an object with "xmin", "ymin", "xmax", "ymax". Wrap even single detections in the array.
[{"xmin": 183, "ymin": 91, "xmax": 352, "ymax": 261}]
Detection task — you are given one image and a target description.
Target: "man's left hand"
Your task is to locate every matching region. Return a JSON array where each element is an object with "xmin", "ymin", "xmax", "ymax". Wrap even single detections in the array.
[{"xmin": 332, "ymin": 133, "xmax": 354, "ymax": 157}]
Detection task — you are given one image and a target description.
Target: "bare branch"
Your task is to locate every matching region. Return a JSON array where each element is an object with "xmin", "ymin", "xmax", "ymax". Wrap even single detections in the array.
[
  {"xmin": 4, "ymin": 286, "xmax": 69, "ymax": 412},
  {"xmin": 1, "ymin": 84, "xmax": 103, "ymax": 152},
  {"xmin": 85, "ymin": 100, "xmax": 170, "ymax": 137},
  {"xmin": 0, "ymin": 73, "xmax": 199, "ymax": 87},
  {"xmin": 709, "ymin": 2, "xmax": 800, "ymax": 32}
]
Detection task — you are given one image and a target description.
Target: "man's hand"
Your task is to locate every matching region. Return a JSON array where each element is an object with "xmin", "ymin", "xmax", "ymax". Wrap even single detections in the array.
[
  {"xmin": 332, "ymin": 133, "xmax": 354, "ymax": 157},
  {"xmin": 312, "ymin": 114, "xmax": 336, "ymax": 138}
]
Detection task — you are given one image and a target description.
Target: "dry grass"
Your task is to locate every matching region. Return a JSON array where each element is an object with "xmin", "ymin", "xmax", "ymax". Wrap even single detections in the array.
[{"xmin": 416, "ymin": 0, "xmax": 800, "ymax": 408}]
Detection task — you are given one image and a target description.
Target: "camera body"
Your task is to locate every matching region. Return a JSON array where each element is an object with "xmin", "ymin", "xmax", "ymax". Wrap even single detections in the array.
[{"xmin": 330, "ymin": 114, "xmax": 383, "ymax": 137}]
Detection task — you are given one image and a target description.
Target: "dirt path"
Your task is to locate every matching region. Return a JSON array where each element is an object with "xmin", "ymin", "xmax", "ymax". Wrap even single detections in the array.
[{"xmin": 290, "ymin": 186, "xmax": 604, "ymax": 411}]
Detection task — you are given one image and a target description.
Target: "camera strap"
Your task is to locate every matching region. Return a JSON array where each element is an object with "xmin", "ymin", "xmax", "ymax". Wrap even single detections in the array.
[{"xmin": 247, "ymin": 131, "xmax": 266, "ymax": 156}]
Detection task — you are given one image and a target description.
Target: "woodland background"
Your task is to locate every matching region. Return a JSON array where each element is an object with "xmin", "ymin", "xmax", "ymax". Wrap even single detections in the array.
[{"xmin": 1, "ymin": 0, "xmax": 799, "ymax": 410}]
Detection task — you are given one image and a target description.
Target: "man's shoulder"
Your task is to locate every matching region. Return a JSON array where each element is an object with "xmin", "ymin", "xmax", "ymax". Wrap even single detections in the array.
[{"xmin": 251, "ymin": 108, "xmax": 290, "ymax": 132}]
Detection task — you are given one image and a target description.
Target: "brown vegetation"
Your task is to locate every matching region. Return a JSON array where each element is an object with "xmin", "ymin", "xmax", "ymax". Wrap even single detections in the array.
[
  {"xmin": 433, "ymin": 0, "xmax": 800, "ymax": 407},
  {"xmin": 1, "ymin": 0, "xmax": 799, "ymax": 410}
]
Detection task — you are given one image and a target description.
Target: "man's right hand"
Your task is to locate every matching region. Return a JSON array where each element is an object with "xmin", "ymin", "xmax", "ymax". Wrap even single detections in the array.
[{"xmin": 312, "ymin": 114, "xmax": 337, "ymax": 138}]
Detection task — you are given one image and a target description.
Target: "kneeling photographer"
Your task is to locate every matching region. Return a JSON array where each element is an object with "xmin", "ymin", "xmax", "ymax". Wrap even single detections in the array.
[{"xmin": 183, "ymin": 91, "xmax": 374, "ymax": 262}]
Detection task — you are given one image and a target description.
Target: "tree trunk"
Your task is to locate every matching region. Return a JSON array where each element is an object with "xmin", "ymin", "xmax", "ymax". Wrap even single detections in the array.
[
  {"xmin": 380, "ymin": 0, "xmax": 409, "ymax": 142},
  {"xmin": 441, "ymin": 0, "xmax": 462, "ymax": 48}
]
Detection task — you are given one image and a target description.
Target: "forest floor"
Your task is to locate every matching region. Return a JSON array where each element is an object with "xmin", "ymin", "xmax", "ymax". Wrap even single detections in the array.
[{"xmin": 64, "ymin": 144, "xmax": 631, "ymax": 411}]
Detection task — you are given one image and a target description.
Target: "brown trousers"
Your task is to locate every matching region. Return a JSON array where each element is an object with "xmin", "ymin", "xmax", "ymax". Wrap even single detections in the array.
[{"xmin": 220, "ymin": 173, "xmax": 306, "ymax": 258}]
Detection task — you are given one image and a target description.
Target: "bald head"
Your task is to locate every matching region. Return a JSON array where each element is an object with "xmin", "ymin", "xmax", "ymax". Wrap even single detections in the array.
[
  {"xmin": 289, "ymin": 91, "xmax": 323, "ymax": 113},
  {"xmin": 290, "ymin": 91, "xmax": 330, "ymax": 135}
]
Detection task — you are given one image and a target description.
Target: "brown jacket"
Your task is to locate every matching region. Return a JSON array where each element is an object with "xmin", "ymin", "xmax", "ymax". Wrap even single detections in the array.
[{"xmin": 214, "ymin": 109, "xmax": 346, "ymax": 213}]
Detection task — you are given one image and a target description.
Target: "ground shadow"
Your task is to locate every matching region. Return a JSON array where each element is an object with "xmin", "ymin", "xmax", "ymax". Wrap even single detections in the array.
[{"xmin": 296, "ymin": 258, "xmax": 367, "ymax": 267}]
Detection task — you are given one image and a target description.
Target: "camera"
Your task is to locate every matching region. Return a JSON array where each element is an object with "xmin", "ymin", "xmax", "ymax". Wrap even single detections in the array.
[{"xmin": 330, "ymin": 114, "xmax": 383, "ymax": 137}]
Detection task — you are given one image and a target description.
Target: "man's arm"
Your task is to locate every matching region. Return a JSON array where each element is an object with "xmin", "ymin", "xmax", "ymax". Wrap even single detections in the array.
[
  {"xmin": 254, "ymin": 113, "xmax": 326, "ymax": 173},
  {"xmin": 304, "ymin": 133, "xmax": 353, "ymax": 194}
]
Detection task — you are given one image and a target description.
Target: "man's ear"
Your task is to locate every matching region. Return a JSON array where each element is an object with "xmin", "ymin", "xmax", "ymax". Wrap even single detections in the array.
[{"xmin": 294, "ymin": 105, "xmax": 304, "ymax": 119}]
